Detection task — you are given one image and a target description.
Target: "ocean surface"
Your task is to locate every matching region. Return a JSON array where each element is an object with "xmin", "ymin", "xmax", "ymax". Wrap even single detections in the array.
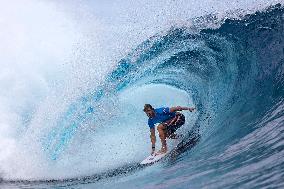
[{"xmin": 0, "ymin": 1, "xmax": 283, "ymax": 189}]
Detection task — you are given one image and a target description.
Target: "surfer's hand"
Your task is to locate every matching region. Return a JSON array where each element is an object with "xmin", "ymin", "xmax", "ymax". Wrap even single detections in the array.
[{"xmin": 188, "ymin": 107, "xmax": 195, "ymax": 112}]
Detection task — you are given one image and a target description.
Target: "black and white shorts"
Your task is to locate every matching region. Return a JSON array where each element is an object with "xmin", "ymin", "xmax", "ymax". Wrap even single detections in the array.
[{"xmin": 162, "ymin": 113, "xmax": 185, "ymax": 137}]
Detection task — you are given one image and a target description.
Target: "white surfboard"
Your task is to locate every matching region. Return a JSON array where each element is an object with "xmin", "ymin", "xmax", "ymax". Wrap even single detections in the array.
[
  {"xmin": 140, "ymin": 151, "xmax": 169, "ymax": 165},
  {"xmin": 140, "ymin": 136, "xmax": 182, "ymax": 165}
]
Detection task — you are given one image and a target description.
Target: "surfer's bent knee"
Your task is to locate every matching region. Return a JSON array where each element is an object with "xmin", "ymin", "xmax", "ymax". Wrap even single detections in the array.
[{"xmin": 157, "ymin": 124, "xmax": 165, "ymax": 130}]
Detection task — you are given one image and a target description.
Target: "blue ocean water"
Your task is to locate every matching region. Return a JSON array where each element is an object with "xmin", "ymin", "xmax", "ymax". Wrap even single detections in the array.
[{"xmin": 0, "ymin": 3, "xmax": 283, "ymax": 189}]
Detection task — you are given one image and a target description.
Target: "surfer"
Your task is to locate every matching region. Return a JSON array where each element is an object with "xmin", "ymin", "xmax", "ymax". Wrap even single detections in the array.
[{"xmin": 143, "ymin": 104, "xmax": 195, "ymax": 155}]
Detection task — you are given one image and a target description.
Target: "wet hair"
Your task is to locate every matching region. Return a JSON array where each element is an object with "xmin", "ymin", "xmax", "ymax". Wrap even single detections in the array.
[{"xmin": 143, "ymin": 104, "xmax": 153, "ymax": 112}]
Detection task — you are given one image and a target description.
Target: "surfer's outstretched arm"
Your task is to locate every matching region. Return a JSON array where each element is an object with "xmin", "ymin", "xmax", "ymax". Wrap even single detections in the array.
[
  {"xmin": 150, "ymin": 128, "xmax": 156, "ymax": 155},
  {"xmin": 170, "ymin": 106, "xmax": 195, "ymax": 112}
]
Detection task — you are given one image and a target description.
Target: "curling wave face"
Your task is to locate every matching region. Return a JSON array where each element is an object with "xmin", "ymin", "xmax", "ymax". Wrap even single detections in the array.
[{"xmin": 1, "ymin": 3, "xmax": 284, "ymax": 189}]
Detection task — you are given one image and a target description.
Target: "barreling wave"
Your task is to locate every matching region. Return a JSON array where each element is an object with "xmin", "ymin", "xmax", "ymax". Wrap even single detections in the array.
[{"xmin": 1, "ymin": 3, "xmax": 283, "ymax": 189}]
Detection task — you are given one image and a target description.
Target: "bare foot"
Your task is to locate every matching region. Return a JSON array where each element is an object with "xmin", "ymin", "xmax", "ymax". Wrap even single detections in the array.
[{"xmin": 157, "ymin": 147, "xmax": 167, "ymax": 154}]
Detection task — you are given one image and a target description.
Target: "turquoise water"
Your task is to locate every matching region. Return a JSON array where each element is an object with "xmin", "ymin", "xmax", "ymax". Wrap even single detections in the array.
[{"xmin": 0, "ymin": 3, "xmax": 283, "ymax": 189}]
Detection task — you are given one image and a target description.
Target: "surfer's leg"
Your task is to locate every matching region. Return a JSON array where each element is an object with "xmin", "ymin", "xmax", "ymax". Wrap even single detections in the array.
[{"xmin": 157, "ymin": 124, "xmax": 167, "ymax": 153}]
